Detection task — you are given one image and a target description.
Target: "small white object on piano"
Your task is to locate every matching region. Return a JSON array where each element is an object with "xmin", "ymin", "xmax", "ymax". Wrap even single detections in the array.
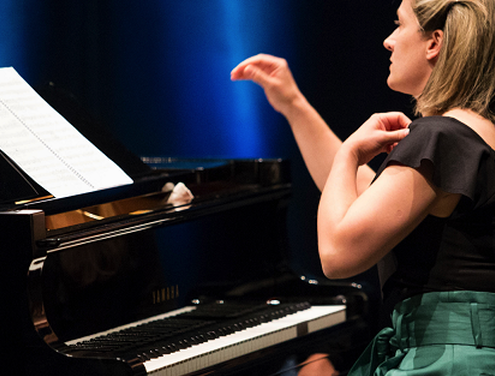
[{"xmin": 163, "ymin": 182, "xmax": 194, "ymax": 206}]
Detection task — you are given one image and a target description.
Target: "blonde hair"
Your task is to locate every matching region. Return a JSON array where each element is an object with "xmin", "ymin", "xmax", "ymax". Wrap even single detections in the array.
[{"xmin": 413, "ymin": 0, "xmax": 495, "ymax": 122}]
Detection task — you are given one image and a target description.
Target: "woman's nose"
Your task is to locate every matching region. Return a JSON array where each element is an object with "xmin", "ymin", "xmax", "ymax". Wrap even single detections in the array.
[
  {"xmin": 383, "ymin": 29, "xmax": 397, "ymax": 51},
  {"xmin": 383, "ymin": 35, "xmax": 394, "ymax": 51}
]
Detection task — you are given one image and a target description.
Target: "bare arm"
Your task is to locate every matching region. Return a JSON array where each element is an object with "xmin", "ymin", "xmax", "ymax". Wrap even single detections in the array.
[
  {"xmin": 231, "ymin": 55, "xmax": 451, "ymax": 280},
  {"xmin": 231, "ymin": 54, "xmax": 376, "ymax": 193},
  {"xmin": 317, "ymin": 113, "xmax": 460, "ymax": 279}
]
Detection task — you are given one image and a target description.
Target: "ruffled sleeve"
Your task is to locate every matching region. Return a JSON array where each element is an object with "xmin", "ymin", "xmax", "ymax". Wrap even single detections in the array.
[{"xmin": 374, "ymin": 116, "xmax": 495, "ymax": 204}]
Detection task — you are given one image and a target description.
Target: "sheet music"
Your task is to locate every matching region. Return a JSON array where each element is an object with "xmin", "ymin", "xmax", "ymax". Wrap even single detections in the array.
[{"xmin": 0, "ymin": 67, "xmax": 133, "ymax": 198}]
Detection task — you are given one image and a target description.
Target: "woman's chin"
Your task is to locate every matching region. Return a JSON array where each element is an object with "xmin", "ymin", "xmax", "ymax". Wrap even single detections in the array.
[{"xmin": 386, "ymin": 79, "xmax": 416, "ymax": 96}]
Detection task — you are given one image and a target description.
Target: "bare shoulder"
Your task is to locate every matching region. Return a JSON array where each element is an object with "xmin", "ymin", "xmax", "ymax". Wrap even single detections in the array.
[
  {"xmin": 443, "ymin": 108, "xmax": 495, "ymax": 150},
  {"xmin": 429, "ymin": 108, "xmax": 495, "ymax": 217}
]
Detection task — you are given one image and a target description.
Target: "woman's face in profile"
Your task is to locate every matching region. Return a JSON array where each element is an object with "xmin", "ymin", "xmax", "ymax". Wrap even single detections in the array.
[{"xmin": 383, "ymin": 0, "xmax": 433, "ymax": 97}]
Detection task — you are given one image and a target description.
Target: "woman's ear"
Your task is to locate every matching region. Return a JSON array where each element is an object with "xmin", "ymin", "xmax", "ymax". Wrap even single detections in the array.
[{"xmin": 426, "ymin": 29, "xmax": 444, "ymax": 63}]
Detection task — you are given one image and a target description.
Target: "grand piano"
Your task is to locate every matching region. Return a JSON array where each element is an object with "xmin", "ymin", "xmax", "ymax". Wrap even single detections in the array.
[{"xmin": 0, "ymin": 86, "xmax": 374, "ymax": 375}]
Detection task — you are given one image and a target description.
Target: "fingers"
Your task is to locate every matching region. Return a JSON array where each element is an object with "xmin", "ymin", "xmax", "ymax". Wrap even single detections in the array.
[
  {"xmin": 378, "ymin": 120, "xmax": 410, "ymax": 149},
  {"xmin": 234, "ymin": 64, "xmax": 272, "ymax": 88},
  {"xmin": 379, "ymin": 112, "xmax": 411, "ymax": 131},
  {"xmin": 230, "ymin": 54, "xmax": 264, "ymax": 80},
  {"xmin": 386, "ymin": 127, "xmax": 410, "ymax": 144},
  {"xmin": 383, "ymin": 127, "xmax": 410, "ymax": 154},
  {"xmin": 391, "ymin": 111, "xmax": 412, "ymax": 129},
  {"xmin": 230, "ymin": 53, "xmax": 285, "ymax": 81},
  {"xmin": 349, "ymin": 112, "xmax": 412, "ymax": 164}
]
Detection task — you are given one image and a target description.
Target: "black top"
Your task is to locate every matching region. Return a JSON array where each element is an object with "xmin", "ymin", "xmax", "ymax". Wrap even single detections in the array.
[{"xmin": 374, "ymin": 116, "xmax": 495, "ymax": 316}]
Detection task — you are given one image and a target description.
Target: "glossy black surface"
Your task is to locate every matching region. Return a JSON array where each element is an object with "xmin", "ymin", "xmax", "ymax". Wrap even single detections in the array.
[
  {"xmin": 40, "ymin": 194, "xmax": 290, "ymax": 343},
  {"xmin": 1, "ymin": 158, "xmax": 371, "ymax": 376}
]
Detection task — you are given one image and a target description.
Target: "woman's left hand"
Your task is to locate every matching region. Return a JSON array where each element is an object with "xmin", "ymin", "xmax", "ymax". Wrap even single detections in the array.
[{"xmin": 343, "ymin": 112, "xmax": 411, "ymax": 165}]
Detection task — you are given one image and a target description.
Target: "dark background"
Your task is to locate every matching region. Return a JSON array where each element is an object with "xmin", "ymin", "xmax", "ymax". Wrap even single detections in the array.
[{"xmin": 0, "ymin": 0, "xmax": 413, "ymax": 282}]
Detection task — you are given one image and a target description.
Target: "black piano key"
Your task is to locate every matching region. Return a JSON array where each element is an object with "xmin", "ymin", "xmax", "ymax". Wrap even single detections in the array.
[{"xmin": 67, "ymin": 301, "xmax": 313, "ymax": 365}]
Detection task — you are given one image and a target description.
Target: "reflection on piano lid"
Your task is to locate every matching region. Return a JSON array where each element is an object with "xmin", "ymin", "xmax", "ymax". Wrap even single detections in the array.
[
  {"xmin": 1, "ymin": 87, "xmax": 373, "ymax": 375},
  {"xmin": 0, "ymin": 155, "xmax": 371, "ymax": 375}
]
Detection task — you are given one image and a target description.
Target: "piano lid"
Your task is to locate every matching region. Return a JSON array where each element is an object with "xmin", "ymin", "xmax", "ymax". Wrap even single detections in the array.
[
  {"xmin": 0, "ymin": 81, "xmax": 151, "ymax": 207},
  {"xmin": 35, "ymin": 82, "xmax": 152, "ymax": 181}
]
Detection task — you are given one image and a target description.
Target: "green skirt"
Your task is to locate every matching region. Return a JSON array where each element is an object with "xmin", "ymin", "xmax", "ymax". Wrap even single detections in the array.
[{"xmin": 348, "ymin": 290, "xmax": 495, "ymax": 376}]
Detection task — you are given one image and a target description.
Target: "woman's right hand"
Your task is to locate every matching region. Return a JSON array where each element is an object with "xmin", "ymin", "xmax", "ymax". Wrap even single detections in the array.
[
  {"xmin": 343, "ymin": 112, "xmax": 411, "ymax": 166},
  {"xmin": 231, "ymin": 54, "xmax": 303, "ymax": 116}
]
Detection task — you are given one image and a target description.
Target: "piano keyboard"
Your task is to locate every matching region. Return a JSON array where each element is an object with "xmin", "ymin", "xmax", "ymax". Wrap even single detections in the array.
[
  {"xmin": 65, "ymin": 302, "xmax": 346, "ymax": 376},
  {"xmin": 144, "ymin": 304, "xmax": 346, "ymax": 376}
]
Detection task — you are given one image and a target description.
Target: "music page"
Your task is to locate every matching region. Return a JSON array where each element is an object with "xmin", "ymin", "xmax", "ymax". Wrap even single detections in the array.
[{"xmin": 0, "ymin": 67, "xmax": 133, "ymax": 198}]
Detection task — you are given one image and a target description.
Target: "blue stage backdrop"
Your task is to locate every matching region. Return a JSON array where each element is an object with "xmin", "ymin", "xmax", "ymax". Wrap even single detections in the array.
[
  {"xmin": 103, "ymin": 0, "xmax": 298, "ymax": 159},
  {"xmin": 0, "ymin": 0, "xmax": 407, "ymax": 279},
  {"xmin": 0, "ymin": 0, "xmax": 46, "ymax": 81}
]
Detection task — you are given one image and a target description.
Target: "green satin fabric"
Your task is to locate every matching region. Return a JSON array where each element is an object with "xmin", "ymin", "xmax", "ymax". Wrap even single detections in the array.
[{"xmin": 348, "ymin": 291, "xmax": 495, "ymax": 376}]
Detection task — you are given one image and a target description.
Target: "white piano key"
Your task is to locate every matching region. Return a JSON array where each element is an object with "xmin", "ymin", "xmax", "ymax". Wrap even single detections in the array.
[
  {"xmin": 144, "ymin": 305, "xmax": 346, "ymax": 376},
  {"xmin": 65, "ymin": 306, "xmax": 196, "ymax": 346}
]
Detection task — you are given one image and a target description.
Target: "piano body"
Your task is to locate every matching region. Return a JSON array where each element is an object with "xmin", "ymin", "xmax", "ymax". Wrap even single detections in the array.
[{"xmin": 0, "ymin": 88, "xmax": 374, "ymax": 376}]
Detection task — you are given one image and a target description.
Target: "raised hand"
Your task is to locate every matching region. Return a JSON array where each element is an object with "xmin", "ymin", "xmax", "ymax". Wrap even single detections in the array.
[
  {"xmin": 231, "ymin": 54, "xmax": 303, "ymax": 116},
  {"xmin": 231, "ymin": 53, "xmax": 379, "ymax": 192}
]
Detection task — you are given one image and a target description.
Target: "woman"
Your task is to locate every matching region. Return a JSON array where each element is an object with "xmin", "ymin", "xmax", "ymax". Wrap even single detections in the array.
[{"xmin": 231, "ymin": 0, "xmax": 495, "ymax": 374}]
